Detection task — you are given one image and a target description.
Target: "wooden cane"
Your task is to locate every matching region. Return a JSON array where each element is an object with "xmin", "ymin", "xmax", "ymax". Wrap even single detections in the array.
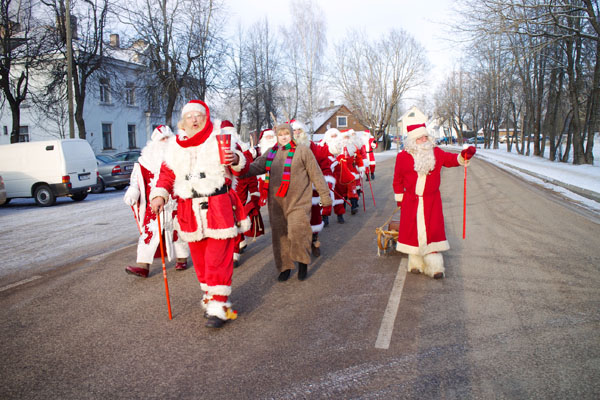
[
  {"xmin": 463, "ymin": 164, "xmax": 467, "ymax": 239},
  {"xmin": 156, "ymin": 209, "xmax": 173, "ymax": 320}
]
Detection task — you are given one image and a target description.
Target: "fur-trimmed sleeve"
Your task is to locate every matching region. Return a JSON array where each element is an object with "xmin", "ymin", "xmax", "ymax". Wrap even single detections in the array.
[{"xmin": 149, "ymin": 162, "xmax": 175, "ymax": 201}]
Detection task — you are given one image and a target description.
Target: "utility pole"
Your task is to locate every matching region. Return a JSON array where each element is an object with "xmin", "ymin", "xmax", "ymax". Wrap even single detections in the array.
[{"xmin": 65, "ymin": 0, "xmax": 75, "ymax": 138}]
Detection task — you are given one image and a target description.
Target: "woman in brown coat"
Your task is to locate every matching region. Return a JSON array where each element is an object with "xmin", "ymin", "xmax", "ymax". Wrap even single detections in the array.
[{"xmin": 243, "ymin": 123, "xmax": 333, "ymax": 281}]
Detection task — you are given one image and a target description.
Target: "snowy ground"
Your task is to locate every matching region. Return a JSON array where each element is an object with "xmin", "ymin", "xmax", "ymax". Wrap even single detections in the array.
[{"xmin": 1, "ymin": 140, "xmax": 599, "ymax": 280}]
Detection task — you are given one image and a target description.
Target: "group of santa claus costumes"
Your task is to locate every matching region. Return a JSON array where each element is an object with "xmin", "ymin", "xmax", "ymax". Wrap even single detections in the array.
[{"xmin": 317, "ymin": 127, "xmax": 377, "ymax": 223}]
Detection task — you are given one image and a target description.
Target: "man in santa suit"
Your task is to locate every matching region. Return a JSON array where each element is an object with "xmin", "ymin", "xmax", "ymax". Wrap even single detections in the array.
[
  {"xmin": 348, "ymin": 129, "xmax": 366, "ymax": 203},
  {"xmin": 319, "ymin": 128, "xmax": 345, "ymax": 224},
  {"xmin": 150, "ymin": 100, "xmax": 251, "ymax": 328},
  {"xmin": 290, "ymin": 120, "xmax": 334, "ymax": 256},
  {"xmin": 333, "ymin": 129, "xmax": 362, "ymax": 218},
  {"xmin": 393, "ymin": 123, "xmax": 476, "ymax": 279},
  {"xmin": 361, "ymin": 130, "xmax": 377, "ymax": 180},
  {"xmin": 123, "ymin": 125, "xmax": 190, "ymax": 278}
]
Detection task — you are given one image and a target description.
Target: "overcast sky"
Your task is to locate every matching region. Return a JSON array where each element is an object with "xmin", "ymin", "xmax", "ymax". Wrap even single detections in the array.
[{"xmin": 226, "ymin": 0, "xmax": 461, "ymax": 96}]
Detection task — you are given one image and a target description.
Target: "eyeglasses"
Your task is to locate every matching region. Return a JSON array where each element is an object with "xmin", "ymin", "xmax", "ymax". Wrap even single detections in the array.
[{"xmin": 185, "ymin": 113, "xmax": 205, "ymax": 120}]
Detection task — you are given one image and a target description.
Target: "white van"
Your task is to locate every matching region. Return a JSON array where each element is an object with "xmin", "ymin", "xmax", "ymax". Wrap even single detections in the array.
[{"xmin": 0, "ymin": 139, "xmax": 98, "ymax": 206}]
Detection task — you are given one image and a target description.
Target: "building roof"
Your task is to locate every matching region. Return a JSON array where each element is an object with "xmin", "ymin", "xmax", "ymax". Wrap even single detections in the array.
[{"xmin": 309, "ymin": 104, "xmax": 343, "ymax": 132}]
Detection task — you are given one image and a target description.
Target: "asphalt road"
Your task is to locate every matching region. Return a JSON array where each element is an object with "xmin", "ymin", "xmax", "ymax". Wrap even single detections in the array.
[{"xmin": 1, "ymin": 156, "xmax": 599, "ymax": 399}]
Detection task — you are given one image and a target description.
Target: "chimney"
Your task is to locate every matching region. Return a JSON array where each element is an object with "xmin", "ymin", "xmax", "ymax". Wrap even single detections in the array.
[
  {"xmin": 110, "ymin": 34, "xmax": 120, "ymax": 48},
  {"xmin": 330, "ymin": 100, "xmax": 335, "ymax": 107}
]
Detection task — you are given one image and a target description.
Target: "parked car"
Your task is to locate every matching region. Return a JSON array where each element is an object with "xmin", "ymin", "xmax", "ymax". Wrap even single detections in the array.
[
  {"xmin": 0, "ymin": 174, "xmax": 6, "ymax": 206},
  {"xmin": 113, "ymin": 150, "xmax": 141, "ymax": 162},
  {"xmin": 92, "ymin": 155, "xmax": 134, "ymax": 194},
  {"xmin": 0, "ymin": 139, "xmax": 97, "ymax": 206},
  {"xmin": 467, "ymin": 136, "xmax": 485, "ymax": 144}
]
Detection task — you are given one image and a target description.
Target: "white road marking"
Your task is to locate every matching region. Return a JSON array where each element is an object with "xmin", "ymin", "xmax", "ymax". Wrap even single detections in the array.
[
  {"xmin": 375, "ymin": 258, "xmax": 408, "ymax": 349},
  {"xmin": 0, "ymin": 275, "xmax": 43, "ymax": 293}
]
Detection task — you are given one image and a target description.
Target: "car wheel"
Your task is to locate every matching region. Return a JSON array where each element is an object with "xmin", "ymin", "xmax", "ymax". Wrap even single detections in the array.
[
  {"xmin": 71, "ymin": 192, "xmax": 88, "ymax": 201},
  {"xmin": 0, "ymin": 198, "xmax": 10, "ymax": 206},
  {"xmin": 91, "ymin": 178, "xmax": 105, "ymax": 194},
  {"xmin": 34, "ymin": 185, "xmax": 56, "ymax": 207},
  {"xmin": 114, "ymin": 184, "xmax": 127, "ymax": 190}
]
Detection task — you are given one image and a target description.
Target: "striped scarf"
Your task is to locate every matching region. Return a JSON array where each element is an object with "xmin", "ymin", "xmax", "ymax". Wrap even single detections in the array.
[{"xmin": 263, "ymin": 141, "xmax": 296, "ymax": 198}]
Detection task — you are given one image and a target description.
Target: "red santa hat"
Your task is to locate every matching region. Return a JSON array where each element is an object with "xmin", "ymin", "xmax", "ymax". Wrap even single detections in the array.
[
  {"xmin": 406, "ymin": 123, "xmax": 429, "ymax": 141},
  {"xmin": 290, "ymin": 120, "xmax": 307, "ymax": 132},
  {"xmin": 259, "ymin": 128, "xmax": 275, "ymax": 141},
  {"xmin": 180, "ymin": 99, "xmax": 209, "ymax": 119},
  {"xmin": 151, "ymin": 125, "xmax": 173, "ymax": 141},
  {"xmin": 221, "ymin": 120, "xmax": 234, "ymax": 129}
]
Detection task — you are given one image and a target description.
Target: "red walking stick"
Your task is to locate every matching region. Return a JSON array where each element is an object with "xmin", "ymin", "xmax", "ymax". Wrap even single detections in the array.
[
  {"xmin": 360, "ymin": 175, "xmax": 366, "ymax": 211},
  {"xmin": 366, "ymin": 170, "xmax": 376, "ymax": 208},
  {"xmin": 156, "ymin": 210, "xmax": 173, "ymax": 320},
  {"xmin": 463, "ymin": 164, "xmax": 467, "ymax": 239},
  {"xmin": 130, "ymin": 205, "xmax": 142, "ymax": 235}
]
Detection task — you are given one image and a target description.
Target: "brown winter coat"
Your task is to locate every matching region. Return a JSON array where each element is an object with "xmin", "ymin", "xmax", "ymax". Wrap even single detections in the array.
[{"xmin": 245, "ymin": 144, "xmax": 333, "ymax": 271}]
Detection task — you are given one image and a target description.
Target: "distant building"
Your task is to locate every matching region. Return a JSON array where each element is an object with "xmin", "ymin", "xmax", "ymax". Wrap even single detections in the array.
[{"xmin": 308, "ymin": 101, "xmax": 368, "ymax": 142}]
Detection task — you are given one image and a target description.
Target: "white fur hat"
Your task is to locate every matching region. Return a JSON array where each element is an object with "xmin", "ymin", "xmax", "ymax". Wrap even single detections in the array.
[
  {"xmin": 180, "ymin": 100, "xmax": 208, "ymax": 119},
  {"xmin": 290, "ymin": 120, "xmax": 307, "ymax": 132},
  {"xmin": 406, "ymin": 123, "xmax": 429, "ymax": 141},
  {"xmin": 151, "ymin": 125, "xmax": 173, "ymax": 141}
]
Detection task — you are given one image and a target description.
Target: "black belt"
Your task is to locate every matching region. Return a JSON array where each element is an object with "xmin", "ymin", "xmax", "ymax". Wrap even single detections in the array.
[{"xmin": 191, "ymin": 185, "xmax": 229, "ymax": 199}]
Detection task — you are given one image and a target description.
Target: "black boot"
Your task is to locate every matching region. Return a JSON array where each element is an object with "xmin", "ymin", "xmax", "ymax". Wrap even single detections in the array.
[
  {"xmin": 371, "ymin": 172, "xmax": 375, "ymax": 180},
  {"xmin": 205, "ymin": 315, "xmax": 227, "ymax": 328},
  {"xmin": 298, "ymin": 263, "xmax": 307, "ymax": 281},
  {"xmin": 278, "ymin": 269, "xmax": 291, "ymax": 281},
  {"xmin": 350, "ymin": 198, "xmax": 358, "ymax": 215},
  {"xmin": 322, "ymin": 215, "xmax": 329, "ymax": 227},
  {"xmin": 337, "ymin": 214, "xmax": 345, "ymax": 224}
]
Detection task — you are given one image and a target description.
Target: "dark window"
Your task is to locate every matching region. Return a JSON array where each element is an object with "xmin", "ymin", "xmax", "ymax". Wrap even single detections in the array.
[
  {"xmin": 125, "ymin": 82, "xmax": 135, "ymax": 106},
  {"xmin": 128, "ymin": 124, "xmax": 136, "ymax": 149},
  {"xmin": 337, "ymin": 116, "xmax": 347, "ymax": 127},
  {"xmin": 102, "ymin": 123, "xmax": 112, "ymax": 149},
  {"xmin": 99, "ymin": 78, "xmax": 111, "ymax": 103}
]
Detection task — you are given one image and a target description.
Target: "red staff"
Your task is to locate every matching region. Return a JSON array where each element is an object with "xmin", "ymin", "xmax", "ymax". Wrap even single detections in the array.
[
  {"xmin": 156, "ymin": 210, "xmax": 173, "ymax": 320},
  {"xmin": 461, "ymin": 146, "xmax": 476, "ymax": 239},
  {"xmin": 130, "ymin": 205, "xmax": 142, "ymax": 235},
  {"xmin": 365, "ymin": 170, "xmax": 376, "ymax": 208}
]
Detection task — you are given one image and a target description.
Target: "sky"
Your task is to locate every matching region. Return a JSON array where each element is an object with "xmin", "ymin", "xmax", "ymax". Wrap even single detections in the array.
[
  {"xmin": 1, "ymin": 139, "xmax": 599, "ymax": 283},
  {"xmin": 225, "ymin": 0, "xmax": 460, "ymax": 100}
]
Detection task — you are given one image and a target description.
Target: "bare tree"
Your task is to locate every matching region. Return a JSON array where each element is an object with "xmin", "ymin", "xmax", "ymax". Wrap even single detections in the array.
[
  {"xmin": 281, "ymin": 0, "xmax": 327, "ymax": 132},
  {"xmin": 333, "ymin": 29, "xmax": 429, "ymax": 145},
  {"xmin": 0, "ymin": 0, "xmax": 52, "ymax": 143}
]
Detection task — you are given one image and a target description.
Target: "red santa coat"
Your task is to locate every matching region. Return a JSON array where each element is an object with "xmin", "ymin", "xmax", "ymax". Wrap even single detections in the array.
[
  {"xmin": 393, "ymin": 147, "xmax": 463, "ymax": 255},
  {"xmin": 366, "ymin": 137, "xmax": 376, "ymax": 172},
  {"xmin": 308, "ymin": 141, "xmax": 335, "ymax": 232},
  {"xmin": 151, "ymin": 123, "xmax": 251, "ymax": 243}
]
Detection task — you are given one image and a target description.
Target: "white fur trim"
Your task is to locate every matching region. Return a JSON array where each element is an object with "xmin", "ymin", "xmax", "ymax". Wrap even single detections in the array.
[
  {"xmin": 311, "ymin": 221, "xmax": 324, "ymax": 233},
  {"xmin": 249, "ymin": 191, "xmax": 260, "ymax": 197},
  {"xmin": 407, "ymin": 254, "xmax": 425, "ymax": 273},
  {"xmin": 333, "ymin": 198, "xmax": 345, "ymax": 206},
  {"xmin": 417, "ymin": 191, "xmax": 427, "ymax": 249},
  {"xmin": 395, "ymin": 193, "xmax": 404, "ymax": 202},
  {"xmin": 206, "ymin": 299, "xmax": 230, "ymax": 319},
  {"xmin": 415, "ymin": 173, "xmax": 426, "ymax": 197},
  {"xmin": 233, "ymin": 252, "xmax": 240, "ymax": 261},
  {"xmin": 239, "ymin": 239, "xmax": 247, "ymax": 248},
  {"xmin": 324, "ymin": 175, "xmax": 336, "ymax": 186},
  {"xmin": 150, "ymin": 187, "xmax": 170, "ymax": 202},
  {"xmin": 200, "ymin": 283, "xmax": 209, "ymax": 292},
  {"xmin": 423, "ymin": 253, "xmax": 445, "ymax": 277},
  {"xmin": 330, "ymin": 160, "xmax": 339, "ymax": 169},
  {"xmin": 207, "ymin": 285, "xmax": 232, "ymax": 297},
  {"xmin": 312, "ymin": 196, "xmax": 321, "ymax": 205},
  {"xmin": 395, "ymin": 240, "xmax": 450, "ymax": 255}
]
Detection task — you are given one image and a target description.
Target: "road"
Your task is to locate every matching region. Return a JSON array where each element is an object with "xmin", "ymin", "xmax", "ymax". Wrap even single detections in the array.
[{"xmin": 1, "ymin": 156, "xmax": 599, "ymax": 399}]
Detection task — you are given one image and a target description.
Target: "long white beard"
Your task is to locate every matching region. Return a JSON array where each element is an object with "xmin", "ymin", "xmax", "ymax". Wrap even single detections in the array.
[
  {"xmin": 259, "ymin": 137, "xmax": 277, "ymax": 155},
  {"xmin": 139, "ymin": 140, "xmax": 168, "ymax": 173},
  {"xmin": 336, "ymin": 138, "xmax": 355, "ymax": 156},
  {"xmin": 294, "ymin": 132, "xmax": 310, "ymax": 147},
  {"xmin": 412, "ymin": 142, "xmax": 436, "ymax": 174}
]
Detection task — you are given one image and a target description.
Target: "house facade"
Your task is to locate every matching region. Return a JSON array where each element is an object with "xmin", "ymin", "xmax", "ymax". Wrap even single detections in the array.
[
  {"xmin": 309, "ymin": 102, "xmax": 368, "ymax": 139},
  {"xmin": 0, "ymin": 34, "xmax": 170, "ymax": 156}
]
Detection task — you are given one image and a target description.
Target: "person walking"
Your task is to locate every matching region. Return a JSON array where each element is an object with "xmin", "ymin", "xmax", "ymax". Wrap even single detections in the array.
[
  {"xmin": 242, "ymin": 123, "xmax": 333, "ymax": 281},
  {"xmin": 393, "ymin": 123, "xmax": 476, "ymax": 279},
  {"xmin": 123, "ymin": 125, "xmax": 189, "ymax": 278},
  {"xmin": 149, "ymin": 100, "xmax": 250, "ymax": 328}
]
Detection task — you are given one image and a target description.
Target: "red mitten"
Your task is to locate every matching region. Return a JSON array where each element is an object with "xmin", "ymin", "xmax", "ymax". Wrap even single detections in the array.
[
  {"xmin": 321, "ymin": 205, "xmax": 332, "ymax": 216},
  {"xmin": 461, "ymin": 146, "xmax": 476, "ymax": 160}
]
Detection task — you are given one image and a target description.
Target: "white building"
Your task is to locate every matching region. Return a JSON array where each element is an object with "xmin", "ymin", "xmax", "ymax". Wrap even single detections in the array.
[{"xmin": 0, "ymin": 34, "xmax": 170, "ymax": 156}]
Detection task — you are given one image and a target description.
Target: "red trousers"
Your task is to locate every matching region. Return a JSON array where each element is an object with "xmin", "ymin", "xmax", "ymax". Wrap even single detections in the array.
[{"xmin": 188, "ymin": 238, "xmax": 234, "ymax": 301}]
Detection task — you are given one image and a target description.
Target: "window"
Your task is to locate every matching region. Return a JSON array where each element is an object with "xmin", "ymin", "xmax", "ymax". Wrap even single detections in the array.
[
  {"xmin": 125, "ymin": 82, "xmax": 136, "ymax": 106},
  {"xmin": 408, "ymin": 112, "xmax": 415, "ymax": 117},
  {"xmin": 102, "ymin": 123, "xmax": 112, "ymax": 149},
  {"xmin": 3, "ymin": 126, "xmax": 7, "ymax": 136},
  {"xmin": 337, "ymin": 116, "xmax": 347, "ymax": 128},
  {"xmin": 18, "ymin": 126, "xmax": 29, "ymax": 142},
  {"xmin": 127, "ymin": 124, "xmax": 136, "ymax": 149},
  {"xmin": 99, "ymin": 78, "xmax": 111, "ymax": 103}
]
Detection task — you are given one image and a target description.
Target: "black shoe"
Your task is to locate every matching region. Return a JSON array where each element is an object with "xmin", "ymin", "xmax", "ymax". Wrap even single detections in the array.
[
  {"xmin": 278, "ymin": 269, "xmax": 291, "ymax": 281},
  {"xmin": 371, "ymin": 172, "xmax": 375, "ymax": 180},
  {"xmin": 233, "ymin": 260, "xmax": 239, "ymax": 268},
  {"xmin": 337, "ymin": 215, "xmax": 345, "ymax": 224},
  {"xmin": 205, "ymin": 315, "xmax": 227, "ymax": 328},
  {"xmin": 351, "ymin": 207, "xmax": 358, "ymax": 215},
  {"xmin": 311, "ymin": 243, "xmax": 321, "ymax": 257},
  {"xmin": 298, "ymin": 263, "xmax": 307, "ymax": 281},
  {"xmin": 322, "ymin": 215, "xmax": 329, "ymax": 227}
]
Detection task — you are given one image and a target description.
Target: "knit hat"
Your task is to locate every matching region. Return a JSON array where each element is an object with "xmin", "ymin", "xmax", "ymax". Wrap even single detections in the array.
[
  {"xmin": 180, "ymin": 99, "xmax": 208, "ymax": 119},
  {"xmin": 151, "ymin": 125, "xmax": 173, "ymax": 141},
  {"xmin": 406, "ymin": 123, "xmax": 429, "ymax": 141}
]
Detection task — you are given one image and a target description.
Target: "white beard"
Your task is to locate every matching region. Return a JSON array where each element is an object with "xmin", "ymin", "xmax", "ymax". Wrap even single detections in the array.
[
  {"xmin": 138, "ymin": 140, "xmax": 169, "ymax": 173},
  {"xmin": 337, "ymin": 138, "xmax": 355, "ymax": 156},
  {"xmin": 294, "ymin": 131, "xmax": 310, "ymax": 147},
  {"xmin": 258, "ymin": 137, "xmax": 277, "ymax": 155},
  {"xmin": 412, "ymin": 141, "xmax": 436, "ymax": 174}
]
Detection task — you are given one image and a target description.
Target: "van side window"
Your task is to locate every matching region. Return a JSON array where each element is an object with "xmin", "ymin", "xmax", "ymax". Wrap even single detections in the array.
[{"xmin": 102, "ymin": 123, "xmax": 112, "ymax": 150}]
